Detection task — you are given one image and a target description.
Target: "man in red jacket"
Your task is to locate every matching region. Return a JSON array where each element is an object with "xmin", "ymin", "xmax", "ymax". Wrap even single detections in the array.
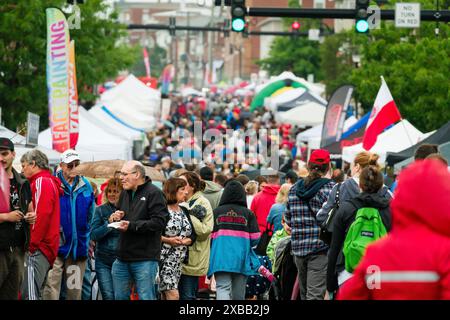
[
  {"xmin": 337, "ymin": 159, "xmax": 450, "ymax": 300},
  {"xmin": 250, "ymin": 172, "xmax": 281, "ymax": 233},
  {"xmin": 20, "ymin": 150, "xmax": 61, "ymax": 300}
]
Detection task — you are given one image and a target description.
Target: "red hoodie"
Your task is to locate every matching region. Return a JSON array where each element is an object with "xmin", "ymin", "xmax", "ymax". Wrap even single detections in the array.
[
  {"xmin": 250, "ymin": 184, "xmax": 281, "ymax": 232},
  {"xmin": 28, "ymin": 170, "xmax": 62, "ymax": 266},
  {"xmin": 338, "ymin": 160, "xmax": 450, "ymax": 300}
]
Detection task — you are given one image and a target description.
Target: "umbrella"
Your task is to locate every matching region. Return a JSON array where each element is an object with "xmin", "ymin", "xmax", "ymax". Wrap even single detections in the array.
[{"xmin": 73, "ymin": 160, "xmax": 166, "ymax": 182}]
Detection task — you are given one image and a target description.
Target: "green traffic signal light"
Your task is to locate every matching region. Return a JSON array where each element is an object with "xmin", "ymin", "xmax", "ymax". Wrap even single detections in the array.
[
  {"xmin": 355, "ymin": 19, "xmax": 369, "ymax": 33},
  {"xmin": 232, "ymin": 18, "xmax": 246, "ymax": 32}
]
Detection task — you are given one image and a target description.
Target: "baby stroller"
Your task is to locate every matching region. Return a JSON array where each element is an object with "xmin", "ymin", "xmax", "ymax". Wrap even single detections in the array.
[{"xmin": 269, "ymin": 238, "xmax": 300, "ymax": 300}]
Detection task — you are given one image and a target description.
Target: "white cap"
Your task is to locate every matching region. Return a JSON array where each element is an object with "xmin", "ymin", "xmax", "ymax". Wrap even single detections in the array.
[{"xmin": 61, "ymin": 149, "xmax": 80, "ymax": 164}]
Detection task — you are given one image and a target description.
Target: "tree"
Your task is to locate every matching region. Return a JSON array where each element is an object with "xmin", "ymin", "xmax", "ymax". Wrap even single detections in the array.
[
  {"xmin": 0, "ymin": 0, "xmax": 139, "ymax": 131},
  {"xmin": 255, "ymin": 0, "xmax": 323, "ymax": 80},
  {"xmin": 130, "ymin": 44, "xmax": 167, "ymax": 81},
  {"xmin": 320, "ymin": 0, "xmax": 449, "ymax": 132}
]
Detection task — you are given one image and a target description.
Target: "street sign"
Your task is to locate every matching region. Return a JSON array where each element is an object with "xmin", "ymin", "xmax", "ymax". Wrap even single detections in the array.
[
  {"xmin": 308, "ymin": 28, "xmax": 320, "ymax": 41},
  {"xmin": 26, "ymin": 112, "xmax": 40, "ymax": 146},
  {"xmin": 395, "ymin": 3, "xmax": 421, "ymax": 28}
]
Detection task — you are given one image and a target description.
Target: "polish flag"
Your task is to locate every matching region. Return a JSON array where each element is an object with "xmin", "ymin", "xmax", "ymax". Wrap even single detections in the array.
[{"xmin": 363, "ymin": 77, "xmax": 402, "ymax": 150}]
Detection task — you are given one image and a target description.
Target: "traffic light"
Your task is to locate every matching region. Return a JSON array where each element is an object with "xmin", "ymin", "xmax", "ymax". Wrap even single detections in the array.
[
  {"xmin": 291, "ymin": 21, "xmax": 300, "ymax": 38},
  {"xmin": 169, "ymin": 17, "xmax": 176, "ymax": 36},
  {"xmin": 231, "ymin": 0, "xmax": 246, "ymax": 32},
  {"xmin": 355, "ymin": 0, "xmax": 369, "ymax": 33}
]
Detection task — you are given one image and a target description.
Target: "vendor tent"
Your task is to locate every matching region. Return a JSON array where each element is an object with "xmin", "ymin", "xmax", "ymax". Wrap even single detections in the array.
[
  {"xmin": 39, "ymin": 107, "xmax": 132, "ymax": 161},
  {"xmin": 296, "ymin": 116, "xmax": 357, "ymax": 143},
  {"xmin": 100, "ymin": 74, "xmax": 159, "ymax": 131},
  {"xmin": 276, "ymin": 102, "xmax": 326, "ymax": 127},
  {"xmin": 274, "ymin": 90, "xmax": 327, "ymax": 113},
  {"xmin": 342, "ymin": 119, "xmax": 428, "ymax": 164},
  {"xmin": 393, "ymin": 141, "xmax": 450, "ymax": 173},
  {"xmin": 385, "ymin": 120, "xmax": 450, "ymax": 166}
]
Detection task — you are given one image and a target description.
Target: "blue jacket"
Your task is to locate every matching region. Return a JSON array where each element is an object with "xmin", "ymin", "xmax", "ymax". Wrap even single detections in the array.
[
  {"xmin": 90, "ymin": 203, "xmax": 120, "ymax": 264},
  {"xmin": 208, "ymin": 181, "xmax": 261, "ymax": 277},
  {"xmin": 57, "ymin": 172, "xmax": 95, "ymax": 260},
  {"xmin": 267, "ymin": 203, "xmax": 286, "ymax": 232}
]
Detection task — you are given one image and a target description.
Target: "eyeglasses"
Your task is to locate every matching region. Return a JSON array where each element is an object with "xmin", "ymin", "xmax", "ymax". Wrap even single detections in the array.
[
  {"xmin": 67, "ymin": 161, "xmax": 80, "ymax": 169},
  {"xmin": 119, "ymin": 171, "xmax": 137, "ymax": 177}
]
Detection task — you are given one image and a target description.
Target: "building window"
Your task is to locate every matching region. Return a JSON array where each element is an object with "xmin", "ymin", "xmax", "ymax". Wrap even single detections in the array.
[{"xmin": 314, "ymin": 0, "xmax": 325, "ymax": 8}]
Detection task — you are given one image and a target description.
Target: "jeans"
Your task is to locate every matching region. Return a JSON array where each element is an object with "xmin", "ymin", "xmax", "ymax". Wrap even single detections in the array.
[
  {"xmin": 0, "ymin": 247, "xmax": 25, "ymax": 300},
  {"xmin": 112, "ymin": 259, "xmax": 158, "ymax": 300},
  {"xmin": 178, "ymin": 275, "xmax": 199, "ymax": 300},
  {"xmin": 215, "ymin": 272, "xmax": 247, "ymax": 300},
  {"xmin": 294, "ymin": 253, "xmax": 328, "ymax": 300},
  {"xmin": 96, "ymin": 256, "xmax": 115, "ymax": 300}
]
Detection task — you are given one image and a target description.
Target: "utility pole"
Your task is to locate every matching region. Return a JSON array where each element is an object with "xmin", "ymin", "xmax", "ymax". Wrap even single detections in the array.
[
  {"xmin": 207, "ymin": 4, "xmax": 216, "ymax": 87},
  {"xmin": 185, "ymin": 11, "xmax": 190, "ymax": 85}
]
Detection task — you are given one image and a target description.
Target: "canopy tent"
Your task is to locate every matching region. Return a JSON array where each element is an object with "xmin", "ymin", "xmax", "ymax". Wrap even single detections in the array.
[
  {"xmin": 250, "ymin": 79, "xmax": 307, "ymax": 111},
  {"xmin": 181, "ymin": 87, "xmax": 204, "ymax": 97},
  {"xmin": 323, "ymin": 112, "xmax": 371, "ymax": 155},
  {"xmin": 342, "ymin": 119, "xmax": 428, "ymax": 164},
  {"xmin": 89, "ymin": 105, "xmax": 146, "ymax": 142},
  {"xmin": 276, "ymin": 102, "xmax": 326, "ymax": 128},
  {"xmin": 265, "ymin": 88, "xmax": 307, "ymax": 111},
  {"xmin": 255, "ymin": 71, "xmax": 324, "ymax": 95},
  {"xmin": 100, "ymin": 74, "xmax": 159, "ymax": 131},
  {"xmin": 297, "ymin": 116, "xmax": 357, "ymax": 143},
  {"xmin": 0, "ymin": 125, "xmax": 26, "ymax": 144},
  {"xmin": 276, "ymin": 90, "xmax": 328, "ymax": 112},
  {"xmin": 385, "ymin": 120, "xmax": 450, "ymax": 166},
  {"xmin": 39, "ymin": 107, "xmax": 132, "ymax": 161}
]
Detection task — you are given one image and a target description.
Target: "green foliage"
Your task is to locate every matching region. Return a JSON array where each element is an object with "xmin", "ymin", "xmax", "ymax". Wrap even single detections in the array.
[
  {"xmin": 130, "ymin": 45, "xmax": 167, "ymax": 80},
  {"xmin": 0, "ymin": 0, "xmax": 139, "ymax": 131}
]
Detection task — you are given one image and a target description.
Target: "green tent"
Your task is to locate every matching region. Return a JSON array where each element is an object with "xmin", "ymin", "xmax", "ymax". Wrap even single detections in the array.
[{"xmin": 250, "ymin": 79, "xmax": 307, "ymax": 112}]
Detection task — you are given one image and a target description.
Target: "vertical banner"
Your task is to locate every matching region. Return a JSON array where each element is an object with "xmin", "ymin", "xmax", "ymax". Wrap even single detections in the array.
[
  {"xmin": 46, "ymin": 8, "xmax": 70, "ymax": 153},
  {"xmin": 161, "ymin": 64, "xmax": 174, "ymax": 96},
  {"xmin": 68, "ymin": 40, "xmax": 79, "ymax": 149},
  {"xmin": 320, "ymin": 85, "xmax": 354, "ymax": 148},
  {"xmin": 143, "ymin": 47, "xmax": 151, "ymax": 78}
]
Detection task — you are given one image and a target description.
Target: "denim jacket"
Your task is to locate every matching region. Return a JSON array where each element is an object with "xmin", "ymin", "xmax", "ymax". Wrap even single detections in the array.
[{"xmin": 91, "ymin": 203, "xmax": 120, "ymax": 263}]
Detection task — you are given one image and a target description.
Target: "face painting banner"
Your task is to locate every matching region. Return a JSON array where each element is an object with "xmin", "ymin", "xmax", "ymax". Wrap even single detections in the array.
[
  {"xmin": 46, "ymin": 8, "xmax": 70, "ymax": 153},
  {"xmin": 320, "ymin": 85, "xmax": 354, "ymax": 148}
]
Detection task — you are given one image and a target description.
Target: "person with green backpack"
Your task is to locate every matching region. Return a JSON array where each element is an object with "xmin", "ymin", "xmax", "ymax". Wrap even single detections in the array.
[{"xmin": 326, "ymin": 165, "xmax": 391, "ymax": 299}]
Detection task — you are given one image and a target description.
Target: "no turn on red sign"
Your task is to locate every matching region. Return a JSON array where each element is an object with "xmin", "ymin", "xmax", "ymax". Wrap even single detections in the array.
[{"xmin": 395, "ymin": 3, "xmax": 421, "ymax": 28}]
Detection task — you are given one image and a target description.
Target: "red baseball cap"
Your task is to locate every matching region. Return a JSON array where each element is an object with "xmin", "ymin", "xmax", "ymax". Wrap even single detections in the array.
[{"xmin": 309, "ymin": 149, "xmax": 330, "ymax": 165}]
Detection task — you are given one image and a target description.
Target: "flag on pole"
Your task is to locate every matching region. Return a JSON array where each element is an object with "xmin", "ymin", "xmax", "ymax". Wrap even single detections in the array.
[
  {"xmin": 68, "ymin": 40, "xmax": 79, "ymax": 149},
  {"xmin": 362, "ymin": 77, "xmax": 402, "ymax": 150},
  {"xmin": 46, "ymin": 8, "xmax": 70, "ymax": 153},
  {"xmin": 143, "ymin": 47, "xmax": 151, "ymax": 78}
]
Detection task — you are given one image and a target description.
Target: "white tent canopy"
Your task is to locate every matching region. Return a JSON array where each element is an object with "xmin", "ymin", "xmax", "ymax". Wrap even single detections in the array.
[
  {"xmin": 276, "ymin": 102, "xmax": 326, "ymax": 127},
  {"xmin": 89, "ymin": 105, "xmax": 146, "ymax": 142},
  {"xmin": 39, "ymin": 107, "xmax": 132, "ymax": 161},
  {"xmin": 297, "ymin": 116, "xmax": 358, "ymax": 143},
  {"xmin": 342, "ymin": 119, "xmax": 429, "ymax": 164},
  {"xmin": 100, "ymin": 74, "xmax": 159, "ymax": 131},
  {"xmin": 0, "ymin": 125, "xmax": 26, "ymax": 144},
  {"xmin": 181, "ymin": 87, "xmax": 204, "ymax": 97}
]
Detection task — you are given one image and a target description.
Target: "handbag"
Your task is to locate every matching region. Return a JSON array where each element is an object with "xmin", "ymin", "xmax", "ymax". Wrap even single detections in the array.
[
  {"xmin": 254, "ymin": 222, "xmax": 274, "ymax": 256},
  {"xmin": 319, "ymin": 183, "xmax": 341, "ymax": 245}
]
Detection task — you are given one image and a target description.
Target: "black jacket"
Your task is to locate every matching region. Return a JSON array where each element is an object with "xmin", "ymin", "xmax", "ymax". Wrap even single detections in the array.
[
  {"xmin": 117, "ymin": 178, "xmax": 169, "ymax": 262},
  {"xmin": 0, "ymin": 168, "xmax": 32, "ymax": 251},
  {"xmin": 326, "ymin": 192, "xmax": 392, "ymax": 292}
]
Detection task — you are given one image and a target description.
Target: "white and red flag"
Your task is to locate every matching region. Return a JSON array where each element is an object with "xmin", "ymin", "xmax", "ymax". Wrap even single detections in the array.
[
  {"xmin": 143, "ymin": 47, "xmax": 151, "ymax": 78},
  {"xmin": 363, "ymin": 77, "xmax": 402, "ymax": 150}
]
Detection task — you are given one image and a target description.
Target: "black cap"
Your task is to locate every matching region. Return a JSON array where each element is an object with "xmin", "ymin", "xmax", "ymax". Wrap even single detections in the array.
[{"xmin": 0, "ymin": 138, "xmax": 14, "ymax": 151}]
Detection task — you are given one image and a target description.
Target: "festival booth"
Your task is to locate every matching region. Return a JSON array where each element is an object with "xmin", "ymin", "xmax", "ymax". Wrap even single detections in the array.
[
  {"xmin": 342, "ymin": 119, "xmax": 429, "ymax": 164},
  {"xmin": 39, "ymin": 107, "xmax": 132, "ymax": 161},
  {"xmin": 296, "ymin": 116, "xmax": 358, "ymax": 144},
  {"xmin": 1, "ymin": 125, "xmax": 61, "ymax": 170},
  {"xmin": 100, "ymin": 74, "xmax": 160, "ymax": 131},
  {"xmin": 276, "ymin": 102, "xmax": 326, "ymax": 128}
]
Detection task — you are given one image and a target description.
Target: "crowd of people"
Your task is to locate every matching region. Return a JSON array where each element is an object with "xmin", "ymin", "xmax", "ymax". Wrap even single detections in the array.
[{"xmin": 1, "ymin": 92, "xmax": 449, "ymax": 301}]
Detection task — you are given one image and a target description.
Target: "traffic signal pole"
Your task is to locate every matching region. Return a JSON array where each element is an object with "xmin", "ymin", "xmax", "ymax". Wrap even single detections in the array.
[{"xmin": 246, "ymin": 8, "xmax": 450, "ymax": 22}]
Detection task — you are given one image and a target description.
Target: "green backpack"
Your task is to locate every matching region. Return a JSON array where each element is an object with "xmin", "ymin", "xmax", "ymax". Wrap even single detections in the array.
[{"xmin": 343, "ymin": 207, "xmax": 387, "ymax": 273}]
